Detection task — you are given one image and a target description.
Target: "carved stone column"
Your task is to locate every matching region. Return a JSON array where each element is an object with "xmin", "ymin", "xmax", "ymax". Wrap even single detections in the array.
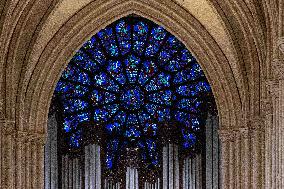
[
  {"xmin": 249, "ymin": 117, "xmax": 265, "ymax": 189},
  {"xmin": 266, "ymin": 58, "xmax": 284, "ymax": 188},
  {"xmin": 15, "ymin": 130, "xmax": 45, "ymax": 189},
  {"xmin": 263, "ymin": 100, "xmax": 273, "ymax": 189},
  {"xmin": 0, "ymin": 119, "xmax": 16, "ymax": 189},
  {"xmin": 239, "ymin": 128, "xmax": 250, "ymax": 188},
  {"xmin": 219, "ymin": 129, "xmax": 235, "ymax": 189}
]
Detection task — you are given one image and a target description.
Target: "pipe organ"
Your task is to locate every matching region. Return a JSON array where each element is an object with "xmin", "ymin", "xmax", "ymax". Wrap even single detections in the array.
[{"xmin": 45, "ymin": 113, "xmax": 220, "ymax": 189}]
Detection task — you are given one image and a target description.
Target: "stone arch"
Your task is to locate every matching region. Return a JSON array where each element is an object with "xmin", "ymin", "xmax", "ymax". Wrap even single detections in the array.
[{"xmin": 18, "ymin": 0, "xmax": 242, "ymax": 136}]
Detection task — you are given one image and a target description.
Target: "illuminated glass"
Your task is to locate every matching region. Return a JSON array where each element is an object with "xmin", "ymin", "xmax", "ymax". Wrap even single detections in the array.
[{"xmin": 54, "ymin": 16, "xmax": 212, "ymax": 171}]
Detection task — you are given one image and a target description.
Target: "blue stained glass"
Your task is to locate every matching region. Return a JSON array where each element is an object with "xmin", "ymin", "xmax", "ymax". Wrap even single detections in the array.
[
  {"xmin": 97, "ymin": 27, "xmax": 119, "ymax": 56},
  {"xmin": 182, "ymin": 130, "xmax": 197, "ymax": 149},
  {"xmin": 164, "ymin": 56, "xmax": 188, "ymax": 72},
  {"xmin": 82, "ymin": 37, "xmax": 107, "ymax": 65},
  {"xmin": 93, "ymin": 104, "xmax": 118, "ymax": 122},
  {"xmin": 176, "ymin": 85, "xmax": 198, "ymax": 97},
  {"xmin": 133, "ymin": 21, "xmax": 149, "ymax": 55},
  {"xmin": 107, "ymin": 60, "xmax": 126, "ymax": 84},
  {"xmin": 113, "ymin": 110, "xmax": 127, "ymax": 124},
  {"xmin": 121, "ymin": 87, "xmax": 144, "ymax": 110},
  {"xmin": 90, "ymin": 90, "xmax": 116, "ymax": 106},
  {"xmin": 138, "ymin": 110, "xmax": 151, "ymax": 123},
  {"xmin": 181, "ymin": 49, "xmax": 196, "ymax": 64},
  {"xmin": 189, "ymin": 63, "xmax": 204, "ymax": 78},
  {"xmin": 143, "ymin": 122, "xmax": 157, "ymax": 136},
  {"xmin": 158, "ymin": 35, "xmax": 182, "ymax": 64},
  {"xmin": 106, "ymin": 122, "xmax": 121, "ymax": 133},
  {"xmin": 93, "ymin": 108, "xmax": 109, "ymax": 121},
  {"xmin": 56, "ymin": 16, "xmax": 213, "ymax": 171},
  {"xmin": 63, "ymin": 113, "xmax": 90, "ymax": 132},
  {"xmin": 127, "ymin": 114, "xmax": 139, "ymax": 125},
  {"xmin": 93, "ymin": 72, "xmax": 120, "ymax": 92},
  {"xmin": 55, "ymin": 81, "xmax": 88, "ymax": 97},
  {"xmin": 125, "ymin": 125, "xmax": 141, "ymax": 139},
  {"xmin": 125, "ymin": 55, "xmax": 141, "ymax": 83},
  {"xmin": 174, "ymin": 69, "xmax": 202, "ymax": 84},
  {"xmin": 63, "ymin": 99, "xmax": 88, "ymax": 113},
  {"xmin": 106, "ymin": 154, "xmax": 114, "ymax": 169},
  {"xmin": 116, "ymin": 20, "xmax": 131, "ymax": 55},
  {"xmin": 77, "ymin": 112, "xmax": 90, "ymax": 122},
  {"xmin": 62, "ymin": 65, "xmax": 91, "ymax": 85},
  {"xmin": 177, "ymin": 98, "xmax": 201, "ymax": 113},
  {"xmin": 63, "ymin": 116, "xmax": 78, "ymax": 132},
  {"xmin": 105, "ymin": 104, "xmax": 119, "ymax": 116},
  {"xmin": 145, "ymin": 104, "xmax": 170, "ymax": 121},
  {"xmin": 138, "ymin": 60, "xmax": 158, "ymax": 85},
  {"xmin": 145, "ymin": 26, "xmax": 167, "ymax": 57},
  {"xmin": 148, "ymin": 90, "xmax": 172, "ymax": 106},
  {"xmin": 183, "ymin": 116, "xmax": 200, "ymax": 131},
  {"xmin": 69, "ymin": 130, "xmax": 82, "ymax": 148},
  {"xmin": 175, "ymin": 110, "xmax": 191, "ymax": 123},
  {"xmin": 82, "ymin": 36, "xmax": 107, "ymax": 65},
  {"xmin": 195, "ymin": 81, "xmax": 211, "ymax": 92},
  {"xmin": 106, "ymin": 138, "xmax": 120, "ymax": 169},
  {"xmin": 71, "ymin": 50, "xmax": 100, "ymax": 72},
  {"xmin": 145, "ymin": 72, "xmax": 170, "ymax": 91}
]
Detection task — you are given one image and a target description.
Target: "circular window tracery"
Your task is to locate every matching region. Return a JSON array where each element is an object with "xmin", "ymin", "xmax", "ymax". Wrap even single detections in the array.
[{"xmin": 54, "ymin": 16, "xmax": 213, "ymax": 173}]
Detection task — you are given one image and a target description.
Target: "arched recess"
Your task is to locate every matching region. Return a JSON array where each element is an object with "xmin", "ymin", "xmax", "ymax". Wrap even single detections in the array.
[
  {"xmin": 19, "ymin": 0, "xmax": 242, "ymax": 135},
  {"xmin": 3, "ymin": 0, "xmax": 248, "ymax": 188}
]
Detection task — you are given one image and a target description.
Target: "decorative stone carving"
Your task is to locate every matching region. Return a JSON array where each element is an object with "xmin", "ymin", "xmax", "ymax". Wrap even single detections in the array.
[
  {"xmin": 239, "ymin": 127, "xmax": 250, "ymax": 139},
  {"xmin": 277, "ymin": 37, "xmax": 284, "ymax": 54},
  {"xmin": 249, "ymin": 116, "xmax": 265, "ymax": 133},
  {"xmin": 0, "ymin": 119, "xmax": 16, "ymax": 136},
  {"xmin": 218, "ymin": 129, "xmax": 236, "ymax": 142}
]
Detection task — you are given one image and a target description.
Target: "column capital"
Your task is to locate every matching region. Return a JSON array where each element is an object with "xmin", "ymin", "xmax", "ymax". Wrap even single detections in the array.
[
  {"xmin": 218, "ymin": 129, "xmax": 236, "ymax": 142},
  {"xmin": 261, "ymin": 99, "xmax": 273, "ymax": 116},
  {"xmin": 248, "ymin": 116, "xmax": 265, "ymax": 132},
  {"xmin": 277, "ymin": 36, "xmax": 284, "ymax": 54},
  {"xmin": 238, "ymin": 127, "xmax": 250, "ymax": 139},
  {"xmin": 0, "ymin": 119, "xmax": 16, "ymax": 136},
  {"xmin": 265, "ymin": 79, "xmax": 280, "ymax": 96},
  {"xmin": 15, "ymin": 131, "xmax": 45, "ymax": 145},
  {"xmin": 267, "ymin": 58, "xmax": 284, "ymax": 82}
]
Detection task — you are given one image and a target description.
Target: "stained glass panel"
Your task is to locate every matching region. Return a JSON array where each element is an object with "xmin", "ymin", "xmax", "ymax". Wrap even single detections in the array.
[{"xmin": 54, "ymin": 16, "xmax": 213, "ymax": 173}]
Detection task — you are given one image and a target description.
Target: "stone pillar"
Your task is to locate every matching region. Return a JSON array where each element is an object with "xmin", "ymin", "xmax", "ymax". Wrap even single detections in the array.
[
  {"xmin": 0, "ymin": 119, "xmax": 16, "ymax": 189},
  {"xmin": 249, "ymin": 117, "xmax": 265, "ymax": 189},
  {"xmin": 265, "ymin": 59, "xmax": 284, "ymax": 188},
  {"xmin": 263, "ymin": 100, "xmax": 272, "ymax": 189},
  {"xmin": 219, "ymin": 129, "xmax": 236, "ymax": 189},
  {"xmin": 239, "ymin": 128, "xmax": 250, "ymax": 188},
  {"xmin": 17, "ymin": 131, "xmax": 45, "ymax": 189}
]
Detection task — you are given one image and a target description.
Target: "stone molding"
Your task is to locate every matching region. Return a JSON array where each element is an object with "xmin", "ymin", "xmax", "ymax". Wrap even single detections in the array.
[
  {"xmin": 0, "ymin": 119, "xmax": 16, "ymax": 136},
  {"xmin": 262, "ymin": 100, "xmax": 273, "ymax": 116},
  {"xmin": 277, "ymin": 37, "xmax": 284, "ymax": 54},
  {"xmin": 0, "ymin": 119, "xmax": 45, "ymax": 145},
  {"xmin": 15, "ymin": 131, "xmax": 45, "ymax": 145},
  {"xmin": 249, "ymin": 116, "xmax": 265, "ymax": 132},
  {"xmin": 218, "ymin": 129, "xmax": 236, "ymax": 142},
  {"xmin": 271, "ymin": 58, "xmax": 284, "ymax": 80},
  {"xmin": 266, "ymin": 79, "xmax": 280, "ymax": 96}
]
